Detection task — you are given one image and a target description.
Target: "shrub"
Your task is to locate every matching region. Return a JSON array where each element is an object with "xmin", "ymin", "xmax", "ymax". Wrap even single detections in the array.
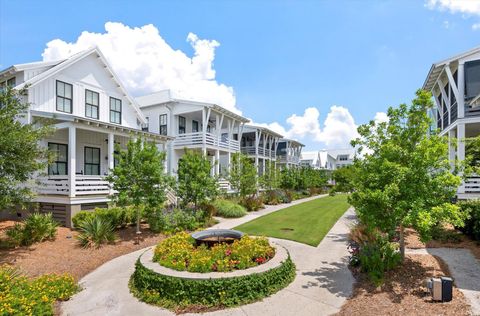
[
  {"xmin": 262, "ymin": 190, "xmax": 292, "ymax": 205},
  {"xmin": 76, "ymin": 216, "xmax": 117, "ymax": 248},
  {"xmin": 241, "ymin": 196, "xmax": 264, "ymax": 212},
  {"xmin": 147, "ymin": 208, "xmax": 201, "ymax": 233},
  {"xmin": 130, "ymin": 255, "xmax": 295, "ymax": 310},
  {"xmin": 0, "ymin": 265, "xmax": 78, "ymax": 316},
  {"xmin": 72, "ymin": 206, "xmax": 136, "ymax": 229},
  {"xmin": 458, "ymin": 200, "xmax": 480, "ymax": 241},
  {"xmin": 212, "ymin": 199, "xmax": 247, "ymax": 218},
  {"xmin": 153, "ymin": 232, "xmax": 275, "ymax": 273},
  {"xmin": 6, "ymin": 213, "xmax": 58, "ymax": 246}
]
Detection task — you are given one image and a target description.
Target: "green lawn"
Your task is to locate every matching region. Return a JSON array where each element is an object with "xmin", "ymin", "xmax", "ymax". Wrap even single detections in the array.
[{"xmin": 234, "ymin": 194, "xmax": 350, "ymax": 246}]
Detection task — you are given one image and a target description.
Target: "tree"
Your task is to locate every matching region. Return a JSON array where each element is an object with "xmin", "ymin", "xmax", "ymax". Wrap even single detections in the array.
[
  {"xmin": 280, "ymin": 167, "xmax": 297, "ymax": 190},
  {"xmin": 331, "ymin": 165, "xmax": 356, "ymax": 193},
  {"xmin": 0, "ymin": 87, "xmax": 52, "ymax": 210},
  {"xmin": 259, "ymin": 160, "xmax": 281, "ymax": 191},
  {"xmin": 176, "ymin": 150, "xmax": 218, "ymax": 209},
  {"xmin": 229, "ymin": 153, "xmax": 257, "ymax": 197},
  {"xmin": 349, "ymin": 89, "xmax": 466, "ymax": 260},
  {"xmin": 106, "ymin": 138, "xmax": 172, "ymax": 234}
]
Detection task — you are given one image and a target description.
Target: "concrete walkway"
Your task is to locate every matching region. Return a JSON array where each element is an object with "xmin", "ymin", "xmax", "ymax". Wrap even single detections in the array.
[
  {"xmin": 62, "ymin": 196, "xmax": 355, "ymax": 316},
  {"xmin": 406, "ymin": 247, "xmax": 480, "ymax": 315}
]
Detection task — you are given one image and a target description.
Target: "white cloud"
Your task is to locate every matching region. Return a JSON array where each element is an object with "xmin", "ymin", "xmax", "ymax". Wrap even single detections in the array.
[
  {"xmin": 255, "ymin": 106, "xmax": 360, "ymax": 148},
  {"xmin": 374, "ymin": 112, "xmax": 389, "ymax": 124},
  {"xmin": 473, "ymin": 23, "xmax": 480, "ymax": 30},
  {"xmin": 41, "ymin": 22, "xmax": 239, "ymax": 113},
  {"xmin": 426, "ymin": 0, "xmax": 480, "ymax": 15}
]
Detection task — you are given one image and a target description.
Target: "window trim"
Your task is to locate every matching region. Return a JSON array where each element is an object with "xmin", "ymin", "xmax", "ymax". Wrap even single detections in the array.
[
  {"xmin": 56, "ymin": 80, "xmax": 73, "ymax": 114},
  {"xmin": 159, "ymin": 114, "xmax": 168, "ymax": 135},
  {"xmin": 178, "ymin": 116, "xmax": 186, "ymax": 134},
  {"xmin": 85, "ymin": 89, "xmax": 99, "ymax": 119},
  {"xmin": 84, "ymin": 146, "xmax": 101, "ymax": 175},
  {"xmin": 109, "ymin": 97, "xmax": 122, "ymax": 124},
  {"xmin": 48, "ymin": 142, "xmax": 68, "ymax": 175}
]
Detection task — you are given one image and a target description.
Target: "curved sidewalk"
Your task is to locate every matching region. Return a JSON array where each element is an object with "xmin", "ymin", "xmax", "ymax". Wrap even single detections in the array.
[{"xmin": 62, "ymin": 198, "xmax": 355, "ymax": 316}]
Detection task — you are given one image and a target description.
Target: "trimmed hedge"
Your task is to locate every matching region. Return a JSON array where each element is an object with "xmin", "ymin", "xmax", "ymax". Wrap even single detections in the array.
[{"xmin": 130, "ymin": 255, "xmax": 296, "ymax": 310}]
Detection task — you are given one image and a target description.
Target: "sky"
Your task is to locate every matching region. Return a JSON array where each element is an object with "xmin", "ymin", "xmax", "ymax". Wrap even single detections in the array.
[{"xmin": 0, "ymin": 0, "xmax": 479, "ymax": 151}]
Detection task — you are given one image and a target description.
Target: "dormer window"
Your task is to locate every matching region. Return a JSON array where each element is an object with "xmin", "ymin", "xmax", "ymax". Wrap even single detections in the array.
[
  {"xmin": 56, "ymin": 80, "xmax": 73, "ymax": 113},
  {"xmin": 85, "ymin": 89, "xmax": 99, "ymax": 119},
  {"xmin": 109, "ymin": 97, "xmax": 122, "ymax": 124}
]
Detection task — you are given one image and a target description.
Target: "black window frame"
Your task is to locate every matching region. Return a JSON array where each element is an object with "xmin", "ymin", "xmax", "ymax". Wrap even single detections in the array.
[
  {"xmin": 48, "ymin": 142, "xmax": 68, "ymax": 175},
  {"xmin": 159, "ymin": 114, "xmax": 168, "ymax": 135},
  {"xmin": 178, "ymin": 116, "xmax": 186, "ymax": 134},
  {"xmin": 465, "ymin": 60, "xmax": 480, "ymax": 100},
  {"xmin": 109, "ymin": 97, "xmax": 122, "ymax": 124},
  {"xmin": 85, "ymin": 89, "xmax": 99, "ymax": 119},
  {"xmin": 84, "ymin": 146, "xmax": 101, "ymax": 175},
  {"xmin": 192, "ymin": 120, "xmax": 199, "ymax": 133},
  {"xmin": 56, "ymin": 80, "xmax": 73, "ymax": 113}
]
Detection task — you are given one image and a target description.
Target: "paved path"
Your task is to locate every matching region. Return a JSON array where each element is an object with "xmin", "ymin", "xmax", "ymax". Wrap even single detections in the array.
[
  {"xmin": 406, "ymin": 247, "xmax": 480, "ymax": 315},
  {"xmin": 62, "ymin": 196, "xmax": 355, "ymax": 316}
]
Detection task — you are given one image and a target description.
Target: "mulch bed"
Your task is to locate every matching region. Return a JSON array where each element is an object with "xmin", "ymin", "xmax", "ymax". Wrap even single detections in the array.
[
  {"xmin": 0, "ymin": 221, "xmax": 165, "ymax": 280},
  {"xmin": 336, "ymin": 254, "xmax": 471, "ymax": 316}
]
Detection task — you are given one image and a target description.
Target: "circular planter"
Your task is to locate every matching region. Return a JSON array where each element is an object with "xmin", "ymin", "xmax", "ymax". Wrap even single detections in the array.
[{"xmin": 130, "ymin": 240, "xmax": 296, "ymax": 310}]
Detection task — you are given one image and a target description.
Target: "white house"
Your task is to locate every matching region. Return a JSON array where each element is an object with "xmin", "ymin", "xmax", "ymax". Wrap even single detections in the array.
[
  {"xmin": 0, "ymin": 47, "xmax": 171, "ymax": 226},
  {"xmin": 423, "ymin": 46, "xmax": 480, "ymax": 199},
  {"xmin": 276, "ymin": 138, "xmax": 304, "ymax": 169},
  {"xmin": 300, "ymin": 151, "xmax": 322, "ymax": 169},
  {"xmin": 319, "ymin": 148, "xmax": 355, "ymax": 170},
  {"xmin": 237, "ymin": 124, "xmax": 283, "ymax": 174},
  {"xmin": 136, "ymin": 90, "xmax": 249, "ymax": 190}
]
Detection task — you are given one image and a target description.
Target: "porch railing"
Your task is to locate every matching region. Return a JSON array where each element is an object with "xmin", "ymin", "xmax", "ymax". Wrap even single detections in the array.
[
  {"xmin": 173, "ymin": 132, "xmax": 240, "ymax": 151},
  {"xmin": 277, "ymin": 154, "xmax": 300, "ymax": 164},
  {"xmin": 241, "ymin": 146, "xmax": 276, "ymax": 158},
  {"xmin": 37, "ymin": 175, "xmax": 110, "ymax": 196},
  {"xmin": 462, "ymin": 176, "xmax": 480, "ymax": 193}
]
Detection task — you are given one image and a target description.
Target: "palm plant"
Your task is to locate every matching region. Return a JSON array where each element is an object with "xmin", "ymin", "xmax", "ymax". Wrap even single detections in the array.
[{"xmin": 76, "ymin": 216, "xmax": 117, "ymax": 248}]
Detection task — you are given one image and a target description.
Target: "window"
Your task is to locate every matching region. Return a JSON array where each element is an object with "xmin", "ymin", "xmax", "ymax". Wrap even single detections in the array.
[
  {"xmin": 6, "ymin": 77, "xmax": 15, "ymax": 87},
  {"xmin": 48, "ymin": 143, "xmax": 68, "ymax": 175},
  {"xmin": 178, "ymin": 116, "xmax": 186, "ymax": 134},
  {"xmin": 84, "ymin": 147, "xmax": 100, "ymax": 175},
  {"xmin": 85, "ymin": 89, "xmax": 99, "ymax": 119},
  {"xmin": 109, "ymin": 97, "xmax": 122, "ymax": 124},
  {"xmin": 56, "ymin": 80, "xmax": 73, "ymax": 113},
  {"xmin": 465, "ymin": 60, "xmax": 480, "ymax": 100},
  {"xmin": 142, "ymin": 117, "xmax": 149, "ymax": 131},
  {"xmin": 159, "ymin": 114, "xmax": 167, "ymax": 135},
  {"xmin": 192, "ymin": 120, "xmax": 199, "ymax": 133},
  {"xmin": 339, "ymin": 155, "xmax": 348, "ymax": 161}
]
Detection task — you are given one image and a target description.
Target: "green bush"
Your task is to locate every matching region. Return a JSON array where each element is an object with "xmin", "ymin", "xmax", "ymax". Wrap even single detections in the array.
[
  {"xmin": 358, "ymin": 236, "xmax": 401, "ymax": 285},
  {"xmin": 458, "ymin": 200, "xmax": 480, "ymax": 241},
  {"xmin": 147, "ymin": 208, "xmax": 201, "ymax": 233},
  {"xmin": 72, "ymin": 206, "xmax": 136, "ymax": 229},
  {"xmin": 240, "ymin": 196, "xmax": 264, "ymax": 212},
  {"xmin": 0, "ymin": 265, "xmax": 78, "ymax": 316},
  {"xmin": 130, "ymin": 255, "xmax": 295, "ymax": 310},
  {"xmin": 153, "ymin": 232, "xmax": 275, "ymax": 272},
  {"xmin": 263, "ymin": 190, "xmax": 292, "ymax": 205},
  {"xmin": 212, "ymin": 199, "xmax": 247, "ymax": 218},
  {"xmin": 6, "ymin": 213, "xmax": 58, "ymax": 246},
  {"xmin": 76, "ymin": 216, "xmax": 117, "ymax": 248}
]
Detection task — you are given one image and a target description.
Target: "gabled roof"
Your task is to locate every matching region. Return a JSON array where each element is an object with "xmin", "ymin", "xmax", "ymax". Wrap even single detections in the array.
[
  {"xmin": 300, "ymin": 151, "xmax": 319, "ymax": 163},
  {"xmin": 14, "ymin": 47, "xmax": 146, "ymax": 123},
  {"xmin": 423, "ymin": 45, "xmax": 480, "ymax": 91},
  {"xmin": 279, "ymin": 138, "xmax": 305, "ymax": 147},
  {"xmin": 0, "ymin": 60, "xmax": 65, "ymax": 78},
  {"xmin": 244, "ymin": 124, "xmax": 284, "ymax": 138},
  {"xmin": 137, "ymin": 89, "xmax": 249, "ymax": 123},
  {"xmin": 326, "ymin": 148, "xmax": 355, "ymax": 160}
]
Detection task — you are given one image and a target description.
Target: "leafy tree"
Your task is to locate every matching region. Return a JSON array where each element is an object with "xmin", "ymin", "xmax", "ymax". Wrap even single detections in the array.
[
  {"xmin": 259, "ymin": 160, "xmax": 281, "ymax": 190},
  {"xmin": 349, "ymin": 89, "xmax": 466, "ymax": 260},
  {"xmin": 0, "ymin": 87, "xmax": 52, "ymax": 210},
  {"xmin": 280, "ymin": 167, "xmax": 298, "ymax": 190},
  {"xmin": 106, "ymin": 138, "xmax": 172, "ymax": 234},
  {"xmin": 229, "ymin": 153, "xmax": 257, "ymax": 197},
  {"xmin": 331, "ymin": 165, "xmax": 356, "ymax": 193},
  {"xmin": 176, "ymin": 150, "xmax": 218, "ymax": 209}
]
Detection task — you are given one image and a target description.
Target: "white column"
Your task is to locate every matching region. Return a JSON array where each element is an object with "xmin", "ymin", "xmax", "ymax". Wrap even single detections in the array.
[
  {"xmin": 227, "ymin": 151, "xmax": 231, "ymax": 173},
  {"xmin": 211, "ymin": 155, "xmax": 216, "ymax": 177},
  {"xmin": 215, "ymin": 150, "xmax": 220, "ymax": 176},
  {"xmin": 458, "ymin": 123, "xmax": 466, "ymax": 194},
  {"xmin": 108, "ymin": 133, "xmax": 114, "ymax": 172},
  {"xmin": 68, "ymin": 125, "xmax": 76, "ymax": 198},
  {"xmin": 448, "ymin": 129, "xmax": 456, "ymax": 167},
  {"xmin": 458, "ymin": 62, "xmax": 465, "ymax": 118}
]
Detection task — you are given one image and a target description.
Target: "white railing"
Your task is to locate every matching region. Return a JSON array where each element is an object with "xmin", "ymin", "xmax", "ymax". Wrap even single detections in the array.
[
  {"xmin": 241, "ymin": 146, "xmax": 276, "ymax": 158},
  {"xmin": 277, "ymin": 154, "xmax": 300, "ymax": 164},
  {"xmin": 462, "ymin": 176, "xmax": 480, "ymax": 193},
  {"xmin": 165, "ymin": 187, "xmax": 177, "ymax": 206},
  {"xmin": 218, "ymin": 179, "xmax": 232, "ymax": 192},
  {"xmin": 173, "ymin": 132, "xmax": 239, "ymax": 151},
  {"xmin": 37, "ymin": 175, "xmax": 110, "ymax": 196}
]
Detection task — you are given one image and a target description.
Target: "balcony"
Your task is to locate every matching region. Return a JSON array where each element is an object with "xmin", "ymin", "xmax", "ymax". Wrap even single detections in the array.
[
  {"xmin": 277, "ymin": 154, "xmax": 300, "ymax": 164},
  {"xmin": 36, "ymin": 175, "xmax": 110, "ymax": 196},
  {"xmin": 173, "ymin": 132, "xmax": 239, "ymax": 151},
  {"xmin": 241, "ymin": 146, "xmax": 276, "ymax": 158}
]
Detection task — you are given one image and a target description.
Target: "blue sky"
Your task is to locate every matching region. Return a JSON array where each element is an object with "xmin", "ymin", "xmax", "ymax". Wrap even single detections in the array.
[{"xmin": 1, "ymin": 0, "xmax": 479, "ymax": 150}]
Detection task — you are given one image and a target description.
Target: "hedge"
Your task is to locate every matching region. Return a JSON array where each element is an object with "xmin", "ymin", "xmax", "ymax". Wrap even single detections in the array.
[
  {"xmin": 130, "ymin": 255, "xmax": 296, "ymax": 310},
  {"xmin": 458, "ymin": 200, "xmax": 480, "ymax": 241}
]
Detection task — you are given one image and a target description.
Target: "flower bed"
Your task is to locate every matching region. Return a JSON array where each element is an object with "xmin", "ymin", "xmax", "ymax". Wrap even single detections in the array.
[{"xmin": 153, "ymin": 232, "xmax": 275, "ymax": 272}]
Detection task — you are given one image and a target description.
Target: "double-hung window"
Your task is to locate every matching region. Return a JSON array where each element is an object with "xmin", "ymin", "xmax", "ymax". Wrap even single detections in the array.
[
  {"xmin": 110, "ymin": 97, "xmax": 122, "ymax": 124},
  {"xmin": 178, "ymin": 116, "xmax": 186, "ymax": 134},
  {"xmin": 85, "ymin": 89, "xmax": 99, "ymax": 119},
  {"xmin": 56, "ymin": 80, "xmax": 73, "ymax": 113},
  {"xmin": 84, "ymin": 147, "xmax": 100, "ymax": 175},
  {"xmin": 192, "ymin": 120, "xmax": 199, "ymax": 133},
  {"xmin": 48, "ymin": 143, "xmax": 68, "ymax": 175},
  {"xmin": 159, "ymin": 114, "xmax": 168, "ymax": 135}
]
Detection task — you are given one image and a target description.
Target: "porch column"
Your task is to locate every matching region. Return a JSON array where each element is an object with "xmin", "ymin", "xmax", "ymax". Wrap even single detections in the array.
[
  {"xmin": 68, "ymin": 125, "xmax": 76, "ymax": 198},
  {"xmin": 215, "ymin": 150, "xmax": 220, "ymax": 176},
  {"xmin": 108, "ymin": 133, "xmax": 114, "ymax": 172},
  {"xmin": 448, "ymin": 129, "xmax": 456, "ymax": 168},
  {"xmin": 227, "ymin": 151, "xmax": 231, "ymax": 174},
  {"xmin": 211, "ymin": 155, "xmax": 216, "ymax": 177},
  {"xmin": 458, "ymin": 62, "xmax": 465, "ymax": 119},
  {"xmin": 458, "ymin": 123, "xmax": 466, "ymax": 194}
]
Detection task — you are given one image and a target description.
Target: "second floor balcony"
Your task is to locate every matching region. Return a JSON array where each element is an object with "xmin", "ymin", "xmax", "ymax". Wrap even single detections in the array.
[
  {"xmin": 241, "ymin": 145, "xmax": 276, "ymax": 158},
  {"xmin": 173, "ymin": 131, "xmax": 240, "ymax": 151}
]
